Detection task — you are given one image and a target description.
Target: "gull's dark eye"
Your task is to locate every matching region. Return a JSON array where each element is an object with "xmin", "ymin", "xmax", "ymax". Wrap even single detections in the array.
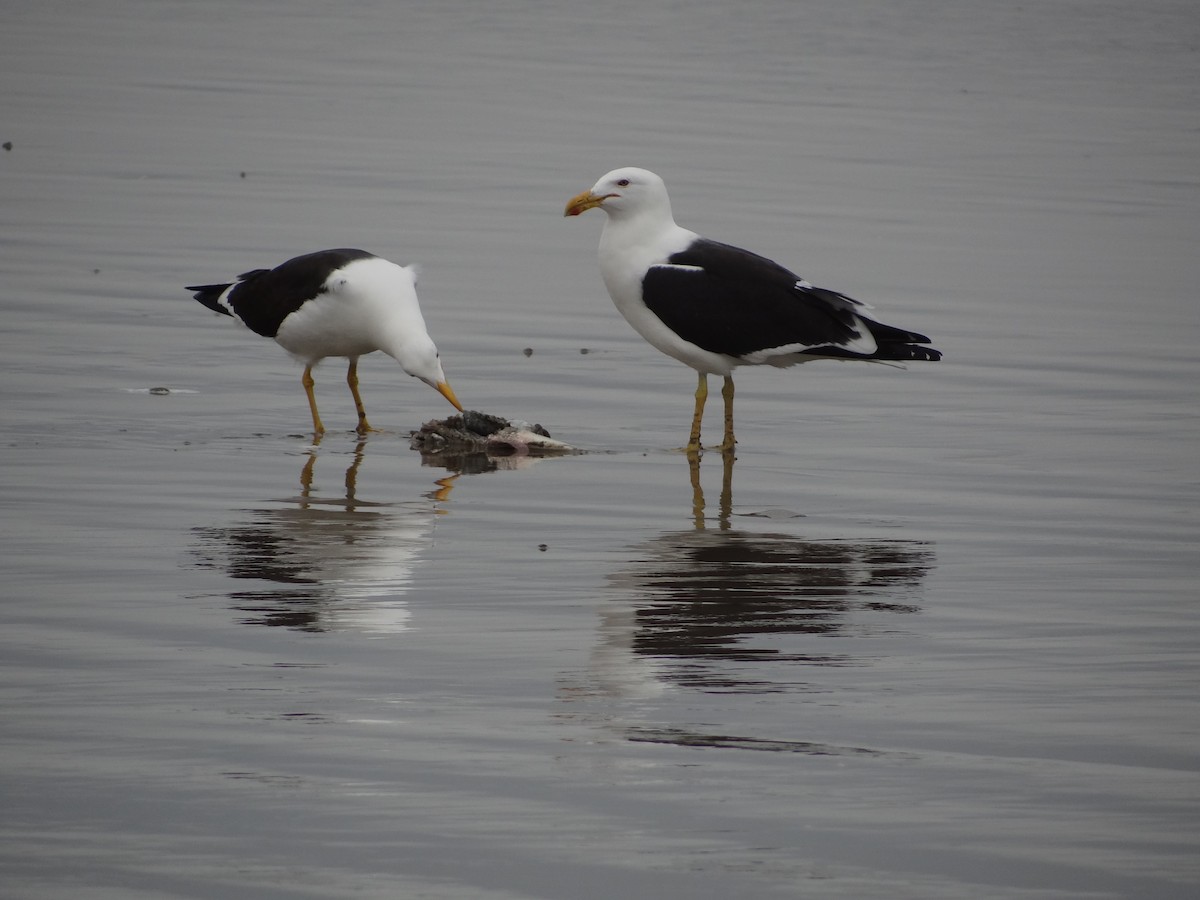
[{"xmin": 616, "ymin": 178, "xmax": 630, "ymax": 187}]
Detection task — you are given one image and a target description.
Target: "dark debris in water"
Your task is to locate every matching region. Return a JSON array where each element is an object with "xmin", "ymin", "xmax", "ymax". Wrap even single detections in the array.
[{"xmin": 410, "ymin": 410, "xmax": 576, "ymax": 474}]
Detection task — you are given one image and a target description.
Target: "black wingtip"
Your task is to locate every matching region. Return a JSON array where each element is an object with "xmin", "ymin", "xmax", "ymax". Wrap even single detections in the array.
[
  {"xmin": 880, "ymin": 343, "xmax": 942, "ymax": 362},
  {"xmin": 187, "ymin": 282, "xmax": 234, "ymax": 316}
]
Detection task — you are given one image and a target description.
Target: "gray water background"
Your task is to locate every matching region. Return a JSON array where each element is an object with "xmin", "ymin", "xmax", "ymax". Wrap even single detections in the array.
[{"xmin": 2, "ymin": 1, "xmax": 1198, "ymax": 898}]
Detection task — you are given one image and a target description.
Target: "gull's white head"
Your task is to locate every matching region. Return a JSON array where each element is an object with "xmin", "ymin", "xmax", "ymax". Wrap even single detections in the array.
[
  {"xmin": 564, "ymin": 167, "xmax": 674, "ymax": 223},
  {"xmin": 356, "ymin": 261, "xmax": 461, "ymax": 411},
  {"xmin": 393, "ymin": 337, "xmax": 460, "ymax": 410}
]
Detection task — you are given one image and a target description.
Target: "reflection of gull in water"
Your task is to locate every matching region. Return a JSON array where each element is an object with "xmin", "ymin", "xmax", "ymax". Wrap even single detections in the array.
[
  {"xmin": 559, "ymin": 452, "xmax": 935, "ymax": 753},
  {"xmin": 600, "ymin": 527, "xmax": 934, "ymax": 693},
  {"xmin": 193, "ymin": 439, "xmax": 453, "ymax": 634}
]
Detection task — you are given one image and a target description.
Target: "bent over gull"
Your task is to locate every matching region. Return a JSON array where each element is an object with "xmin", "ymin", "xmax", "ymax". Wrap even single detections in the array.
[
  {"xmin": 565, "ymin": 167, "xmax": 941, "ymax": 453},
  {"xmin": 188, "ymin": 248, "xmax": 462, "ymax": 435}
]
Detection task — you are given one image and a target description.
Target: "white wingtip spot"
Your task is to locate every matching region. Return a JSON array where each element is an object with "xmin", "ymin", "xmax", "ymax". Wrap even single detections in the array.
[{"xmin": 655, "ymin": 263, "xmax": 705, "ymax": 274}]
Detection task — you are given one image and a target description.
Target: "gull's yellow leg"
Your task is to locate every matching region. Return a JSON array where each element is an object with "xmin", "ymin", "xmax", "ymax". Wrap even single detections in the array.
[
  {"xmin": 302, "ymin": 364, "xmax": 325, "ymax": 435},
  {"xmin": 716, "ymin": 375, "xmax": 737, "ymax": 454},
  {"xmin": 685, "ymin": 371, "xmax": 708, "ymax": 453},
  {"xmin": 346, "ymin": 359, "xmax": 375, "ymax": 434}
]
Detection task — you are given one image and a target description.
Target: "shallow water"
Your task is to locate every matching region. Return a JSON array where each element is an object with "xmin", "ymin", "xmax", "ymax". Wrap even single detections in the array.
[{"xmin": 3, "ymin": 1, "xmax": 1199, "ymax": 898}]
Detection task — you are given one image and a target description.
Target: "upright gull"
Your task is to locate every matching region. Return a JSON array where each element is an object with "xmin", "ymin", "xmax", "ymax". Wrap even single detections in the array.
[
  {"xmin": 565, "ymin": 167, "xmax": 941, "ymax": 452},
  {"xmin": 188, "ymin": 248, "xmax": 462, "ymax": 434}
]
